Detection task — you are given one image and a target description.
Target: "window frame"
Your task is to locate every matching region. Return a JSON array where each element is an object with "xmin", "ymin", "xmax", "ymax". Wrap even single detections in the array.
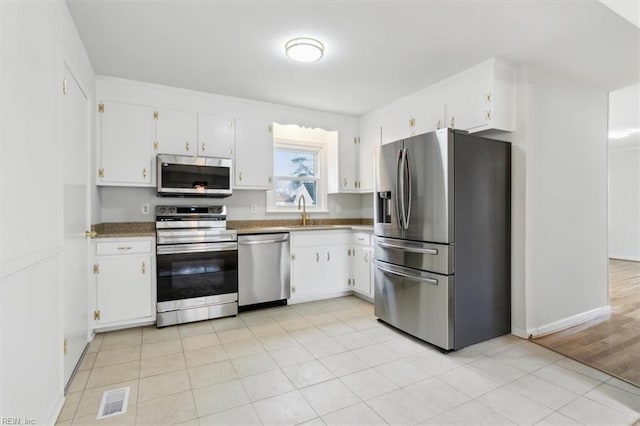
[{"xmin": 266, "ymin": 138, "xmax": 328, "ymax": 213}]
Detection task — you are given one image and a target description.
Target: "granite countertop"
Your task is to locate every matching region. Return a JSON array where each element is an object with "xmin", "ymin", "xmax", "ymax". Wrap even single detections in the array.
[
  {"xmin": 229, "ymin": 219, "xmax": 373, "ymax": 235},
  {"xmin": 91, "ymin": 222, "xmax": 156, "ymax": 238},
  {"xmin": 91, "ymin": 219, "xmax": 373, "ymax": 238}
]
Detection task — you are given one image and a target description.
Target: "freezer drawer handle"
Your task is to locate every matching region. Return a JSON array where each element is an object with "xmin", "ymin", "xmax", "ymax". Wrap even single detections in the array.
[
  {"xmin": 375, "ymin": 263, "xmax": 438, "ymax": 285},
  {"xmin": 377, "ymin": 241, "xmax": 438, "ymax": 255},
  {"xmin": 239, "ymin": 238, "xmax": 288, "ymax": 245}
]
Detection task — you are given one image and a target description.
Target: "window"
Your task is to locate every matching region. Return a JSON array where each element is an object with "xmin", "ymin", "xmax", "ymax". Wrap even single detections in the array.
[
  {"xmin": 273, "ymin": 146, "xmax": 320, "ymax": 207},
  {"xmin": 266, "ymin": 123, "xmax": 334, "ymax": 212}
]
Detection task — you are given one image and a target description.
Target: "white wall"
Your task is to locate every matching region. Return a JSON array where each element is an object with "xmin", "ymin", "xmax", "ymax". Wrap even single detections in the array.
[
  {"xmin": 99, "ymin": 187, "xmax": 364, "ymax": 222},
  {"xmin": 608, "ymin": 146, "xmax": 640, "ymax": 260},
  {"xmin": 520, "ymin": 65, "xmax": 609, "ymax": 335},
  {"xmin": 0, "ymin": 1, "xmax": 94, "ymax": 422},
  {"xmin": 96, "ymin": 77, "xmax": 368, "ymax": 222},
  {"xmin": 608, "ymin": 84, "xmax": 640, "ymax": 261}
]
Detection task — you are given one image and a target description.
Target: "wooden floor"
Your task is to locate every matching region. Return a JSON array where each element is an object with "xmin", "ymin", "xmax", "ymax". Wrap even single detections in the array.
[{"xmin": 534, "ymin": 259, "xmax": 640, "ymax": 387}]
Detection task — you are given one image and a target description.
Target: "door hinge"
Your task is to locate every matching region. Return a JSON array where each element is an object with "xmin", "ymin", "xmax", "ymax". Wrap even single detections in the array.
[
  {"xmin": 62, "ymin": 79, "xmax": 67, "ymax": 95},
  {"xmin": 485, "ymin": 92, "xmax": 492, "ymax": 102},
  {"xmin": 93, "ymin": 310, "xmax": 101, "ymax": 321},
  {"xmin": 63, "ymin": 338, "xmax": 68, "ymax": 354},
  {"xmin": 291, "ymin": 253, "xmax": 295, "ymax": 261},
  {"xmin": 291, "ymin": 285, "xmax": 296, "ymax": 294},
  {"xmin": 153, "ymin": 111, "xmax": 159, "ymax": 120},
  {"xmin": 485, "ymin": 110, "xmax": 492, "ymax": 121},
  {"xmin": 93, "ymin": 263, "xmax": 100, "ymax": 274},
  {"xmin": 153, "ymin": 141, "xmax": 159, "ymax": 150},
  {"xmin": 98, "ymin": 168, "xmax": 104, "ymax": 178},
  {"xmin": 409, "ymin": 117, "xmax": 415, "ymax": 128},
  {"xmin": 268, "ymin": 124, "xmax": 272, "ymax": 133},
  {"xmin": 98, "ymin": 103, "xmax": 104, "ymax": 113}
]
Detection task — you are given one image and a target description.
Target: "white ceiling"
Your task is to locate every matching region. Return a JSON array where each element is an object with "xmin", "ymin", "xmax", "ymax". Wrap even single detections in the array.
[{"xmin": 66, "ymin": 0, "xmax": 640, "ymax": 116}]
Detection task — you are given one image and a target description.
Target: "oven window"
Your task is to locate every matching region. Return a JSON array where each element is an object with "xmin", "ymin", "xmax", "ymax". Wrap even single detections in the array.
[
  {"xmin": 156, "ymin": 250, "xmax": 238, "ymax": 302},
  {"xmin": 161, "ymin": 163, "xmax": 230, "ymax": 190}
]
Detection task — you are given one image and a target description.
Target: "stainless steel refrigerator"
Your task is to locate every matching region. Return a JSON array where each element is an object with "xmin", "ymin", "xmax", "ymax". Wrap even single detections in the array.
[{"xmin": 374, "ymin": 128, "xmax": 511, "ymax": 351}]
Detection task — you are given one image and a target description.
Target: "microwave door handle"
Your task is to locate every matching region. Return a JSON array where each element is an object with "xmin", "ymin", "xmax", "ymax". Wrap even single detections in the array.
[
  {"xmin": 404, "ymin": 148, "xmax": 411, "ymax": 229},
  {"xmin": 394, "ymin": 148, "xmax": 404, "ymax": 229}
]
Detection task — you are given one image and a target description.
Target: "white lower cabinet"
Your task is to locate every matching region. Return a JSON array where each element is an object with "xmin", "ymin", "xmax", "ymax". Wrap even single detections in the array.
[
  {"xmin": 289, "ymin": 231, "xmax": 350, "ymax": 302},
  {"xmin": 349, "ymin": 231, "xmax": 374, "ymax": 298},
  {"xmin": 93, "ymin": 238, "xmax": 156, "ymax": 329}
]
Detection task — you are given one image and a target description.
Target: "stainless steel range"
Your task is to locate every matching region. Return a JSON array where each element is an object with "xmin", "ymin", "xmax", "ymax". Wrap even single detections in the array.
[{"xmin": 155, "ymin": 205, "xmax": 238, "ymax": 327}]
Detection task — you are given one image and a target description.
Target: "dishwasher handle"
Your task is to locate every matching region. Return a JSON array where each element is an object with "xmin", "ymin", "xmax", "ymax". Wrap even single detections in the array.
[{"xmin": 239, "ymin": 237, "xmax": 288, "ymax": 245}]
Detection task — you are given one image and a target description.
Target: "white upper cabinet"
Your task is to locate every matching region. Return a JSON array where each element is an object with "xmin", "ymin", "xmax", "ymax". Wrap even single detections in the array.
[
  {"xmin": 97, "ymin": 100, "xmax": 155, "ymax": 186},
  {"xmin": 198, "ymin": 113, "xmax": 235, "ymax": 158},
  {"xmin": 446, "ymin": 58, "xmax": 516, "ymax": 133},
  {"xmin": 358, "ymin": 127, "xmax": 380, "ymax": 192},
  {"xmin": 328, "ymin": 135, "xmax": 358, "ymax": 193},
  {"xmin": 154, "ymin": 108, "xmax": 197, "ymax": 156},
  {"xmin": 376, "ymin": 58, "xmax": 516, "ymax": 145},
  {"xmin": 234, "ymin": 118, "xmax": 273, "ymax": 189}
]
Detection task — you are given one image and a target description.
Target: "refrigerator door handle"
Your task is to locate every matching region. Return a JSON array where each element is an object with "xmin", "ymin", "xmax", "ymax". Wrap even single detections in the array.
[
  {"xmin": 398, "ymin": 148, "xmax": 407, "ymax": 229},
  {"xmin": 376, "ymin": 240, "xmax": 439, "ymax": 255},
  {"xmin": 375, "ymin": 262, "xmax": 439, "ymax": 286},
  {"xmin": 403, "ymin": 148, "xmax": 412, "ymax": 229},
  {"xmin": 394, "ymin": 149, "xmax": 404, "ymax": 229}
]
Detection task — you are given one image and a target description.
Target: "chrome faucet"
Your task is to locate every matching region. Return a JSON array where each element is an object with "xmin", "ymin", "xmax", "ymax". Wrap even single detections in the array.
[{"xmin": 297, "ymin": 196, "xmax": 309, "ymax": 226}]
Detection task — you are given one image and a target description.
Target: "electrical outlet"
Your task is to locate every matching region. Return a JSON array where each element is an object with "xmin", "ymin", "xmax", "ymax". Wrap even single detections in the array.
[
  {"xmin": 142, "ymin": 203, "xmax": 150, "ymax": 215},
  {"xmin": 250, "ymin": 203, "xmax": 258, "ymax": 214}
]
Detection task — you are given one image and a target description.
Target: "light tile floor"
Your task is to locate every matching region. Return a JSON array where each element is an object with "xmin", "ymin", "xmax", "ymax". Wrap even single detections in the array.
[{"xmin": 57, "ymin": 296, "xmax": 640, "ymax": 426}]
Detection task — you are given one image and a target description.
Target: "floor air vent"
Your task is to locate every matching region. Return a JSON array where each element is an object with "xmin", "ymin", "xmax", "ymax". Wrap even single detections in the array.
[{"xmin": 96, "ymin": 387, "xmax": 129, "ymax": 419}]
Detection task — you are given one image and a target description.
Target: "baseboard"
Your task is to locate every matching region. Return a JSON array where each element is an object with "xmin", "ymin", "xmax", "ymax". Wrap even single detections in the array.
[
  {"xmin": 511, "ymin": 327, "xmax": 528, "ymax": 339},
  {"xmin": 528, "ymin": 305, "xmax": 611, "ymax": 338},
  {"xmin": 47, "ymin": 391, "xmax": 65, "ymax": 426},
  {"xmin": 351, "ymin": 291, "xmax": 374, "ymax": 304},
  {"xmin": 609, "ymin": 256, "xmax": 640, "ymax": 262},
  {"xmin": 287, "ymin": 290, "xmax": 351, "ymax": 305}
]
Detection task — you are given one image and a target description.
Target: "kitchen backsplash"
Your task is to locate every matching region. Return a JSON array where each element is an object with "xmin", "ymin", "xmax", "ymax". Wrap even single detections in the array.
[{"xmin": 99, "ymin": 187, "xmax": 372, "ymax": 222}]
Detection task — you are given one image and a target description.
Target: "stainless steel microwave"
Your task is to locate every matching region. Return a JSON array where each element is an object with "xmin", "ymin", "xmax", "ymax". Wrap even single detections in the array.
[{"xmin": 157, "ymin": 154, "xmax": 233, "ymax": 197}]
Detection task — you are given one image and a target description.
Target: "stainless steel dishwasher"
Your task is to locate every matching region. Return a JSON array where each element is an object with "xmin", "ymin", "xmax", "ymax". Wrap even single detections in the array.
[{"xmin": 238, "ymin": 233, "xmax": 290, "ymax": 309}]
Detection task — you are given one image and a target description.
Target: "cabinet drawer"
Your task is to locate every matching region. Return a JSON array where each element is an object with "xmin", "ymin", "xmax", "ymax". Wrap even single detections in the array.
[
  {"xmin": 351, "ymin": 232, "xmax": 371, "ymax": 246},
  {"xmin": 97, "ymin": 240, "xmax": 152, "ymax": 256},
  {"xmin": 291, "ymin": 231, "xmax": 350, "ymax": 248}
]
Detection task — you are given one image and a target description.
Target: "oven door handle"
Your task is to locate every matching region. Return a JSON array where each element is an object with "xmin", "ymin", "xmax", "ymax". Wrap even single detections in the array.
[{"xmin": 157, "ymin": 242, "xmax": 237, "ymax": 255}]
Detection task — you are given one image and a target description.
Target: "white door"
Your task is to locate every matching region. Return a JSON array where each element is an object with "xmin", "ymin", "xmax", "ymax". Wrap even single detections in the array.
[
  {"xmin": 234, "ymin": 119, "xmax": 273, "ymax": 189},
  {"xmin": 62, "ymin": 64, "xmax": 90, "ymax": 385},
  {"xmin": 96, "ymin": 255, "xmax": 153, "ymax": 324},
  {"xmin": 352, "ymin": 246, "xmax": 371, "ymax": 295},
  {"xmin": 197, "ymin": 113, "xmax": 234, "ymax": 158},
  {"xmin": 324, "ymin": 245, "xmax": 350, "ymax": 292},
  {"xmin": 358, "ymin": 128, "xmax": 379, "ymax": 192},
  {"xmin": 155, "ymin": 108, "xmax": 197, "ymax": 156}
]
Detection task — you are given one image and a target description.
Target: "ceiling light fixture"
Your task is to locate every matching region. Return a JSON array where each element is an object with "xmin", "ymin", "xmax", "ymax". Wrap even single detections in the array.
[{"xmin": 285, "ymin": 38, "xmax": 324, "ymax": 63}]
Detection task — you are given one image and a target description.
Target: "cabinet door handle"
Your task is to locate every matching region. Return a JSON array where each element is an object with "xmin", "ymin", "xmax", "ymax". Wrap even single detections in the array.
[
  {"xmin": 316, "ymin": 252, "xmax": 319, "ymax": 263},
  {"xmin": 201, "ymin": 142, "xmax": 206, "ymax": 152},
  {"xmin": 186, "ymin": 141, "xmax": 190, "ymax": 151},
  {"xmin": 364, "ymin": 253, "xmax": 368, "ymax": 263},
  {"xmin": 142, "ymin": 168, "xmax": 147, "ymax": 179},
  {"xmin": 450, "ymin": 116, "xmax": 455, "ymax": 128},
  {"xmin": 141, "ymin": 261, "xmax": 146, "ymax": 274},
  {"xmin": 327, "ymin": 252, "xmax": 330, "ymax": 261},
  {"xmin": 228, "ymin": 148, "xmax": 233, "ymax": 155},
  {"xmin": 117, "ymin": 246, "xmax": 132, "ymax": 251},
  {"xmin": 292, "ymin": 285, "xmax": 296, "ymax": 294},
  {"xmin": 239, "ymin": 172, "xmax": 242, "ymax": 181}
]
